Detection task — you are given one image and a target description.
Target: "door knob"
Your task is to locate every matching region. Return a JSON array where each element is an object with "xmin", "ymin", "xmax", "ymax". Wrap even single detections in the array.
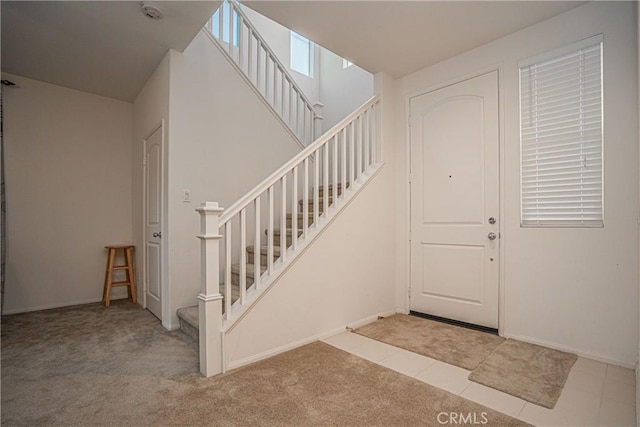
[
  {"xmin": 153, "ymin": 232, "xmax": 162, "ymax": 238},
  {"xmin": 488, "ymin": 232, "xmax": 497, "ymax": 240}
]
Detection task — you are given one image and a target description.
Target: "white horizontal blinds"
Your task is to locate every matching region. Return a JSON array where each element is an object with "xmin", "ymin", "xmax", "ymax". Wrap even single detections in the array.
[{"xmin": 520, "ymin": 37, "xmax": 603, "ymax": 227}]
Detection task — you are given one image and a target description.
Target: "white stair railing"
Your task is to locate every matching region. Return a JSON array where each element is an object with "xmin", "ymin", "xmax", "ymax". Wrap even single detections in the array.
[
  {"xmin": 205, "ymin": 0, "xmax": 317, "ymax": 146},
  {"xmin": 196, "ymin": 95, "xmax": 382, "ymax": 376}
]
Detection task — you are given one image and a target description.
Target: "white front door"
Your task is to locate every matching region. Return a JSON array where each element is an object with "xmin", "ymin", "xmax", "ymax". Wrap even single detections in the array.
[
  {"xmin": 409, "ymin": 71, "xmax": 500, "ymax": 329},
  {"xmin": 144, "ymin": 125, "xmax": 163, "ymax": 320}
]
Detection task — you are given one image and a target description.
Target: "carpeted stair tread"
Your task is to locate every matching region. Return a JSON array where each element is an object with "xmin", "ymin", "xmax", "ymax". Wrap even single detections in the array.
[
  {"xmin": 177, "ymin": 306, "xmax": 198, "ymax": 328},
  {"xmin": 272, "ymin": 228, "xmax": 304, "ymax": 237},
  {"xmin": 246, "ymin": 245, "xmax": 282, "ymax": 257},
  {"xmin": 286, "ymin": 213, "xmax": 315, "ymax": 228},
  {"xmin": 299, "ymin": 196, "xmax": 333, "ymax": 207},
  {"xmin": 246, "ymin": 245, "xmax": 282, "ymax": 264},
  {"xmin": 231, "ymin": 263, "xmax": 267, "ymax": 278},
  {"xmin": 316, "ymin": 182, "xmax": 350, "ymax": 196},
  {"xmin": 177, "ymin": 305, "xmax": 199, "ymax": 340}
]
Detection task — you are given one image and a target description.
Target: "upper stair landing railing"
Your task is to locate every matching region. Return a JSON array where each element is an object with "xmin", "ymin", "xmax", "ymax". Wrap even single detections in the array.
[
  {"xmin": 205, "ymin": 0, "xmax": 317, "ymax": 146},
  {"xmin": 196, "ymin": 95, "xmax": 382, "ymax": 376}
]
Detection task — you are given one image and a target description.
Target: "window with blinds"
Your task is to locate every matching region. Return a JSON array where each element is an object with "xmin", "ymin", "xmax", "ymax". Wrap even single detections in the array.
[{"xmin": 520, "ymin": 35, "xmax": 603, "ymax": 227}]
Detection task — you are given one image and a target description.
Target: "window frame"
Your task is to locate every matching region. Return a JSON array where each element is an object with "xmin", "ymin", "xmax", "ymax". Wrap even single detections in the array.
[{"xmin": 290, "ymin": 31, "xmax": 314, "ymax": 78}]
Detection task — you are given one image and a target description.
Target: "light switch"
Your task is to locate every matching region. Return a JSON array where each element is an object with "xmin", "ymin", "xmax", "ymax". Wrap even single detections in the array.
[{"xmin": 183, "ymin": 190, "xmax": 191, "ymax": 203}]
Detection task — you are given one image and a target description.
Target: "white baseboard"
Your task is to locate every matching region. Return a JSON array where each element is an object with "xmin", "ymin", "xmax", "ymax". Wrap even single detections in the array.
[
  {"xmin": 2, "ymin": 297, "xmax": 132, "ymax": 315},
  {"xmin": 226, "ymin": 309, "xmax": 396, "ymax": 371},
  {"xmin": 503, "ymin": 332, "xmax": 636, "ymax": 369}
]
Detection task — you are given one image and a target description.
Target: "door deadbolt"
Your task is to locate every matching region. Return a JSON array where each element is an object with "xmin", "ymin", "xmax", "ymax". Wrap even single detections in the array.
[
  {"xmin": 488, "ymin": 217, "xmax": 496, "ymax": 224},
  {"xmin": 488, "ymin": 232, "xmax": 497, "ymax": 240},
  {"xmin": 153, "ymin": 232, "xmax": 162, "ymax": 238}
]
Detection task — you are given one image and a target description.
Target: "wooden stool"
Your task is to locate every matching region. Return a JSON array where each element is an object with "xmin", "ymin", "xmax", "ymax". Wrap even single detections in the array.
[{"xmin": 103, "ymin": 245, "xmax": 137, "ymax": 307}]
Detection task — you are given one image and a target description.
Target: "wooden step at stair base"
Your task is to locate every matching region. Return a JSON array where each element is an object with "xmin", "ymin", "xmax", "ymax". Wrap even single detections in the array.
[{"xmin": 246, "ymin": 245, "xmax": 281, "ymax": 265}]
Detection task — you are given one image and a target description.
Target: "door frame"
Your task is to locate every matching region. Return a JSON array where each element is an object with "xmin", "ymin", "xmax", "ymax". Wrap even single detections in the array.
[
  {"xmin": 141, "ymin": 120, "xmax": 170, "ymax": 328},
  {"xmin": 404, "ymin": 65, "xmax": 506, "ymax": 335}
]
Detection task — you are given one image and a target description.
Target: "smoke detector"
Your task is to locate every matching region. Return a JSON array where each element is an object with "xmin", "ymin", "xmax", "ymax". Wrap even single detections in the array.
[{"xmin": 141, "ymin": 2, "xmax": 163, "ymax": 20}]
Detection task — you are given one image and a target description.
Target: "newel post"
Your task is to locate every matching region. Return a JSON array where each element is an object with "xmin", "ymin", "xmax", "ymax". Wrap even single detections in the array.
[{"xmin": 196, "ymin": 201, "xmax": 224, "ymax": 377}]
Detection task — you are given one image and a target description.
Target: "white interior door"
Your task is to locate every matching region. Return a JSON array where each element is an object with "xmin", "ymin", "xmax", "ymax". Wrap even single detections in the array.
[
  {"xmin": 409, "ymin": 71, "xmax": 500, "ymax": 329},
  {"xmin": 144, "ymin": 125, "xmax": 163, "ymax": 320}
]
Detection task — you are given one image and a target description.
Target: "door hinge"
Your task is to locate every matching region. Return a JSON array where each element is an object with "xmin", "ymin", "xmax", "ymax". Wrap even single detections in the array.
[{"xmin": 407, "ymin": 115, "xmax": 411, "ymax": 127}]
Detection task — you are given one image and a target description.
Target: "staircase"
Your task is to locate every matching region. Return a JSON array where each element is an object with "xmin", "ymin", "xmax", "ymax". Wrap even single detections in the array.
[
  {"xmin": 203, "ymin": 0, "xmax": 318, "ymax": 147},
  {"xmin": 177, "ymin": 182, "xmax": 348, "ymax": 337},
  {"xmin": 182, "ymin": 94, "xmax": 381, "ymax": 377},
  {"xmin": 176, "ymin": 0, "xmax": 382, "ymax": 378}
]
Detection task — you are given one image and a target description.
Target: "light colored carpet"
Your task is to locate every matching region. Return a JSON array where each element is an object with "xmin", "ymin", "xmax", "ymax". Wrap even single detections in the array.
[
  {"xmin": 156, "ymin": 341, "xmax": 527, "ymax": 426},
  {"xmin": 354, "ymin": 313, "xmax": 505, "ymax": 370},
  {"xmin": 469, "ymin": 339, "xmax": 578, "ymax": 409},
  {"xmin": 2, "ymin": 302, "xmax": 527, "ymax": 426}
]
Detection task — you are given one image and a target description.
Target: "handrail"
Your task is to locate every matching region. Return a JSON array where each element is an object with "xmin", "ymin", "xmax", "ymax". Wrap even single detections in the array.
[
  {"xmin": 219, "ymin": 95, "xmax": 380, "ymax": 225},
  {"xmin": 207, "ymin": 0, "xmax": 318, "ymax": 145}
]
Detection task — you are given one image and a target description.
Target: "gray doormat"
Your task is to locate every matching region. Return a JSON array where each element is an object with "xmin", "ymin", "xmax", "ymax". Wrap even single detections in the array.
[
  {"xmin": 469, "ymin": 339, "xmax": 577, "ymax": 409},
  {"xmin": 354, "ymin": 313, "xmax": 505, "ymax": 370}
]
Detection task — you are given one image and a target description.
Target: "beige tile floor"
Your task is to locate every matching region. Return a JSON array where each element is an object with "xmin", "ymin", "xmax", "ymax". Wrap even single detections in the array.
[{"xmin": 322, "ymin": 332, "xmax": 637, "ymax": 426}]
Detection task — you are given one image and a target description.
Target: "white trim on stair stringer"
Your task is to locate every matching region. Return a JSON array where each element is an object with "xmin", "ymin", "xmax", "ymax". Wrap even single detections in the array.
[
  {"xmin": 222, "ymin": 163, "xmax": 386, "ymax": 337},
  {"xmin": 201, "ymin": 28, "xmax": 306, "ymax": 151},
  {"xmin": 503, "ymin": 332, "xmax": 636, "ymax": 369},
  {"xmin": 226, "ymin": 309, "xmax": 397, "ymax": 371}
]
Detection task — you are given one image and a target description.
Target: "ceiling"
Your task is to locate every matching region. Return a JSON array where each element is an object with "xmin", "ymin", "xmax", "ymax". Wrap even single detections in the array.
[
  {"xmin": 1, "ymin": 1, "xmax": 587, "ymax": 101},
  {"xmin": 1, "ymin": 1, "xmax": 219, "ymax": 102},
  {"xmin": 244, "ymin": 1, "xmax": 587, "ymax": 79}
]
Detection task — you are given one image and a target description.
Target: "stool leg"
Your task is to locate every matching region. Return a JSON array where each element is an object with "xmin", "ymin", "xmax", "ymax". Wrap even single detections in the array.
[
  {"xmin": 103, "ymin": 250, "xmax": 111, "ymax": 303},
  {"xmin": 104, "ymin": 248, "xmax": 116, "ymax": 307},
  {"xmin": 126, "ymin": 247, "xmax": 137, "ymax": 304},
  {"xmin": 125, "ymin": 250, "xmax": 132, "ymax": 301}
]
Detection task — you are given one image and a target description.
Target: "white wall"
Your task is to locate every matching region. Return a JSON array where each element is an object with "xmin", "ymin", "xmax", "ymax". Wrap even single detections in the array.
[
  {"xmin": 319, "ymin": 49, "xmax": 374, "ymax": 132},
  {"xmin": 395, "ymin": 1, "xmax": 639, "ymax": 366},
  {"xmin": 3, "ymin": 73, "xmax": 133, "ymax": 313},
  {"xmin": 164, "ymin": 31, "xmax": 304, "ymax": 328},
  {"xmin": 132, "ymin": 52, "xmax": 171, "ymax": 326}
]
